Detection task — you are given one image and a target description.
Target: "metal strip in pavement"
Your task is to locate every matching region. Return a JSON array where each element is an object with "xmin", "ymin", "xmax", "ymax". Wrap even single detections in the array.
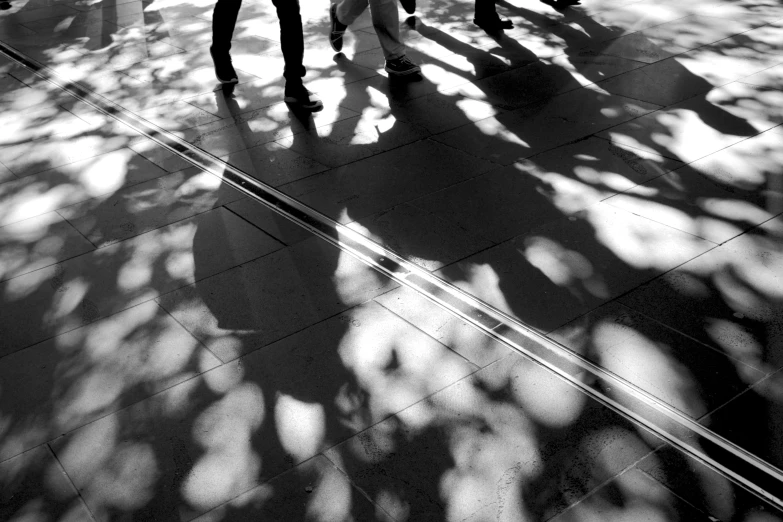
[{"xmin": 3, "ymin": 39, "xmax": 783, "ymax": 511}]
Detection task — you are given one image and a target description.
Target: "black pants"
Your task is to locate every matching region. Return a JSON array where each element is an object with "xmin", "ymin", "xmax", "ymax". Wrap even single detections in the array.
[
  {"xmin": 474, "ymin": 0, "xmax": 497, "ymax": 19},
  {"xmin": 211, "ymin": 0, "xmax": 306, "ymax": 83}
]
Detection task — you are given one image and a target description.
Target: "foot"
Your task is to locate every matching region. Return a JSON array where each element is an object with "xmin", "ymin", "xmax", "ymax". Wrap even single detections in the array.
[
  {"xmin": 473, "ymin": 15, "xmax": 513, "ymax": 31},
  {"xmin": 209, "ymin": 46, "xmax": 238, "ymax": 85},
  {"xmin": 284, "ymin": 84, "xmax": 324, "ymax": 112},
  {"xmin": 384, "ymin": 55, "xmax": 421, "ymax": 76},
  {"xmin": 399, "ymin": 0, "xmax": 415, "ymax": 14},
  {"xmin": 329, "ymin": 3, "xmax": 347, "ymax": 53},
  {"xmin": 553, "ymin": 0, "xmax": 581, "ymax": 8}
]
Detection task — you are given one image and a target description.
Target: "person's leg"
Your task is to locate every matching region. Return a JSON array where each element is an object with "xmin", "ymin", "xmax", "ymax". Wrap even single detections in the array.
[
  {"xmin": 473, "ymin": 0, "xmax": 512, "ymax": 30},
  {"xmin": 272, "ymin": 0, "xmax": 323, "ymax": 110},
  {"xmin": 367, "ymin": 0, "xmax": 404, "ymax": 60},
  {"xmin": 211, "ymin": 0, "xmax": 241, "ymax": 83},
  {"xmin": 271, "ymin": 0, "xmax": 306, "ymax": 84},
  {"xmin": 335, "ymin": 0, "xmax": 370, "ymax": 27}
]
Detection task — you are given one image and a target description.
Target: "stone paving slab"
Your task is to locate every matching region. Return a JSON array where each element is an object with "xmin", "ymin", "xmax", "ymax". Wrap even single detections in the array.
[{"xmin": 2, "ymin": 0, "xmax": 783, "ymax": 519}]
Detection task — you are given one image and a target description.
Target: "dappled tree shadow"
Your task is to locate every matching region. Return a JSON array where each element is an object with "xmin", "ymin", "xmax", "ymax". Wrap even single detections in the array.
[{"xmin": 2, "ymin": 0, "xmax": 783, "ymax": 520}]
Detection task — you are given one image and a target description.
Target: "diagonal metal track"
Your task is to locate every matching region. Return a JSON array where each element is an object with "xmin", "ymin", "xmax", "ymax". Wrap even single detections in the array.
[{"xmin": 3, "ymin": 38, "xmax": 783, "ymax": 512}]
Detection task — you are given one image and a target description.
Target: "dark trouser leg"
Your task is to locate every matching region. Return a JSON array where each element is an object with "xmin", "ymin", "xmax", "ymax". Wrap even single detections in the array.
[
  {"xmin": 212, "ymin": 0, "xmax": 242, "ymax": 53},
  {"xmin": 271, "ymin": 0, "xmax": 307, "ymax": 84},
  {"xmin": 474, "ymin": 0, "xmax": 496, "ymax": 19}
]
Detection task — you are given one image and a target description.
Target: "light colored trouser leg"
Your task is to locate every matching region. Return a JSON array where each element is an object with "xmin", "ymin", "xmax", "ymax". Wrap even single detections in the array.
[{"xmin": 336, "ymin": 0, "xmax": 405, "ymax": 60}]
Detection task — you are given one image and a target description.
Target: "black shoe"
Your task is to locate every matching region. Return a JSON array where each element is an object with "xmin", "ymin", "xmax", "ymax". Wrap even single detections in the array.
[
  {"xmin": 329, "ymin": 4, "xmax": 347, "ymax": 53},
  {"xmin": 209, "ymin": 47, "xmax": 238, "ymax": 84},
  {"xmin": 284, "ymin": 84, "xmax": 324, "ymax": 112},
  {"xmin": 399, "ymin": 0, "xmax": 415, "ymax": 14},
  {"xmin": 473, "ymin": 15, "xmax": 513, "ymax": 31},
  {"xmin": 385, "ymin": 55, "xmax": 421, "ymax": 76}
]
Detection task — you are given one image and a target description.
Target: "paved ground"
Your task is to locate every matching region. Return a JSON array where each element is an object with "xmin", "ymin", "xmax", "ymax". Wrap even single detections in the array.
[{"xmin": 1, "ymin": 0, "xmax": 783, "ymax": 519}]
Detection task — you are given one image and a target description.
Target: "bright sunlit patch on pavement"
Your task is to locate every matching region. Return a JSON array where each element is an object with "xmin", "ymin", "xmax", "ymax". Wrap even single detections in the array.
[
  {"xmin": 522, "ymin": 236, "xmax": 609, "ymax": 298},
  {"xmin": 593, "ymin": 320, "xmax": 706, "ymax": 417},
  {"xmin": 183, "ymin": 383, "xmax": 264, "ymax": 509},
  {"xmin": 79, "ymin": 148, "xmax": 133, "ymax": 196},
  {"xmin": 275, "ymin": 394, "xmax": 326, "ymax": 462}
]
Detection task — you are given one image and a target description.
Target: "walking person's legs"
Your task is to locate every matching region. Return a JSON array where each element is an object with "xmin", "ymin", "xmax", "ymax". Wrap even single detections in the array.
[
  {"xmin": 329, "ymin": 0, "xmax": 420, "ymax": 77},
  {"xmin": 272, "ymin": 0, "xmax": 323, "ymax": 110},
  {"xmin": 211, "ymin": 0, "xmax": 241, "ymax": 83},
  {"xmin": 473, "ymin": 0, "xmax": 513, "ymax": 31}
]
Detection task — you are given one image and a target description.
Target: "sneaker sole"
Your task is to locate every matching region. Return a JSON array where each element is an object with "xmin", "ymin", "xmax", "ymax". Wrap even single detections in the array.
[
  {"xmin": 384, "ymin": 65, "xmax": 422, "ymax": 76},
  {"xmin": 215, "ymin": 73, "xmax": 239, "ymax": 85},
  {"xmin": 284, "ymin": 96, "xmax": 324, "ymax": 111}
]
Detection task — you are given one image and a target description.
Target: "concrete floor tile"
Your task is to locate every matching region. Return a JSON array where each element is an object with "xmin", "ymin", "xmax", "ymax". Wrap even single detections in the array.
[
  {"xmin": 436, "ymin": 203, "xmax": 712, "ymax": 333},
  {"xmin": 597, "ymin": 57, "xmax": 718, "ymax": 107},
  {"xmin": 0, "ymin": 300, "xmax": 222, "ymax": 461},
  {"xmin": 0, "ymin": 83, "xmax": 62, "ymax": 111},
  {"xmin": 444, "ymin": 59, "xmax": 585, "ymax": 111},
  {"xmin": 75, "ymin": 39, "xmax": 186, "ymax": 72},
  {"xmin": 673, "ymin": 39, "xmax": 783, "ymax": 91},
  {"xmin": 56, "ymin": 167, "xmax": 246, "ymax": 247},
  {"xmin": 0, "ymin": 206, "xmax": 278, "ymax": 354},
  {"xmin": 225, "ymin": 198, "xmax": 314, "ymax": 246},
  {"xmin": 374, "ymin": 284, "xmax": 512, "ymax": 367},
  {"xmin": 5, "ymin": 4, "xmax": 80, "ymax": 24},
  {"xmin": 740, "ymin": 63, "xmax": 783, "ymax": 90},
  {"xmin": 324, "ymin": 352, "xmax": 660, "ymax": 521},
  {"xmin": 120, "ymin": 51, "xmax": 215, "ymax": 85},
  {"xmin": 381, "ymin": 91, "xmax": 504, "ymax": 135},
  {"xmin": 618, "ymin": 236, "xmax": 783, "ymax": 376},
  {"xmin": 407, "ymin": 19, "xmax": 535, "ymax": 75},
  {"xmin": 50, "ymin": 300, "xmax": 473, "ymax": 520},
  {"xmin": 549, "ymin": 50, "xmax": 648, "ymax": 88},
  {"xmin": 0, "ymin": 71, "xmax": 28, "ymax": 92},
  {"xmin": 316, "ymin": 73, "xmax": 435, "ymax": 116},
  {"xmin": 135, "ymin": 100, "xmax": 223, "ymax": 132},
  {"xmin": 128, "ymin": 136, "xmax": 197, "ymax": 172},
  {"xmin": 589, "ymin": 31, "xmax": 690, "ymax": 64},
  {"xmin": 637, "ymin": 14, "xmax": 767, "ymax": 52},
  {"xmin": 27, "ymin": 19, "xmax": 124, "ymax": 52},
  {"xmin": 637, "ymin": 445, "xmax": 783, "ymax": 522},
  {"xmin": 0, "ymin": 147, "xmax": 169, "ymax": 226},
  {"xmin": 584, "ymin": 3, "xmax": 688, "ymax": 38},
  {"xmin": 157, "ymin": 236, "xmax": 398, "ymax": 361},
  {"xmin": 0, "ymin": 104, "xmax": 95, "ymax": 147},
  {"xmin": 0, "ymin": 162, "xmax": 14, "ymax": 185},
  {"xmin": 599, "ymin": 82, "xmax": 783, "ymax": 164},
  {"xmin": 221, "ymin": 142, "xmax": 329, "ymax": 187},
  {"xmin": 183, "ymin": 76, "xmax": 291, "ymax": 120},
  {"xmin": 191, "ymin": 455, "xmax": 387, "ymax": 522},
  {"xmin": 182, "ymin": 100, "xmax": 360, "ymax": 160},
  {"xmin": 410, "ymin": 161, "xmax": 603, "ymax": 243},
  {"xmin": 276, "ymin": 114, "xmax": 430, "ymax": 168},
  {"xmin": 349, "ymin": 203, "xmax": 495, "ymax": 271},
  {"xmin": 0, "ymin": 129, "xmax": 130, "ymax": 180},
  {"xmin": 548, "ymin": 468, "xmax": 714, "ymax": 522},
  {"xmin": 524, "ymin": 136, "xmax": 685, "ymax": 194},
  {"xmin": 0, "ymin": 211, "xmax": 95, "ymax": 282},
  {"xmin": 279, "ymin": 139, "xmax": 496, "ymax": 223},
  {"xmin": 604, "ymin": 130, "xmax": 783, "ymax": 243},
  {"xmin": 0, "ymin": 446, "xmax": 94, "ymax": 522},
  {"xmin": 433, "ymin": 87, "xmax": 659, "ymax": 165},
  {"xmin": 702, "ymin": 371, "xmax": 783, "ymax": 469},
  {"xmin": 549, "ymin": 301, "xmax": 765, "ymax": 419},
  {"xmin": 67, "ymin": 0, "xmax": 145, "ymax": 13}
]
